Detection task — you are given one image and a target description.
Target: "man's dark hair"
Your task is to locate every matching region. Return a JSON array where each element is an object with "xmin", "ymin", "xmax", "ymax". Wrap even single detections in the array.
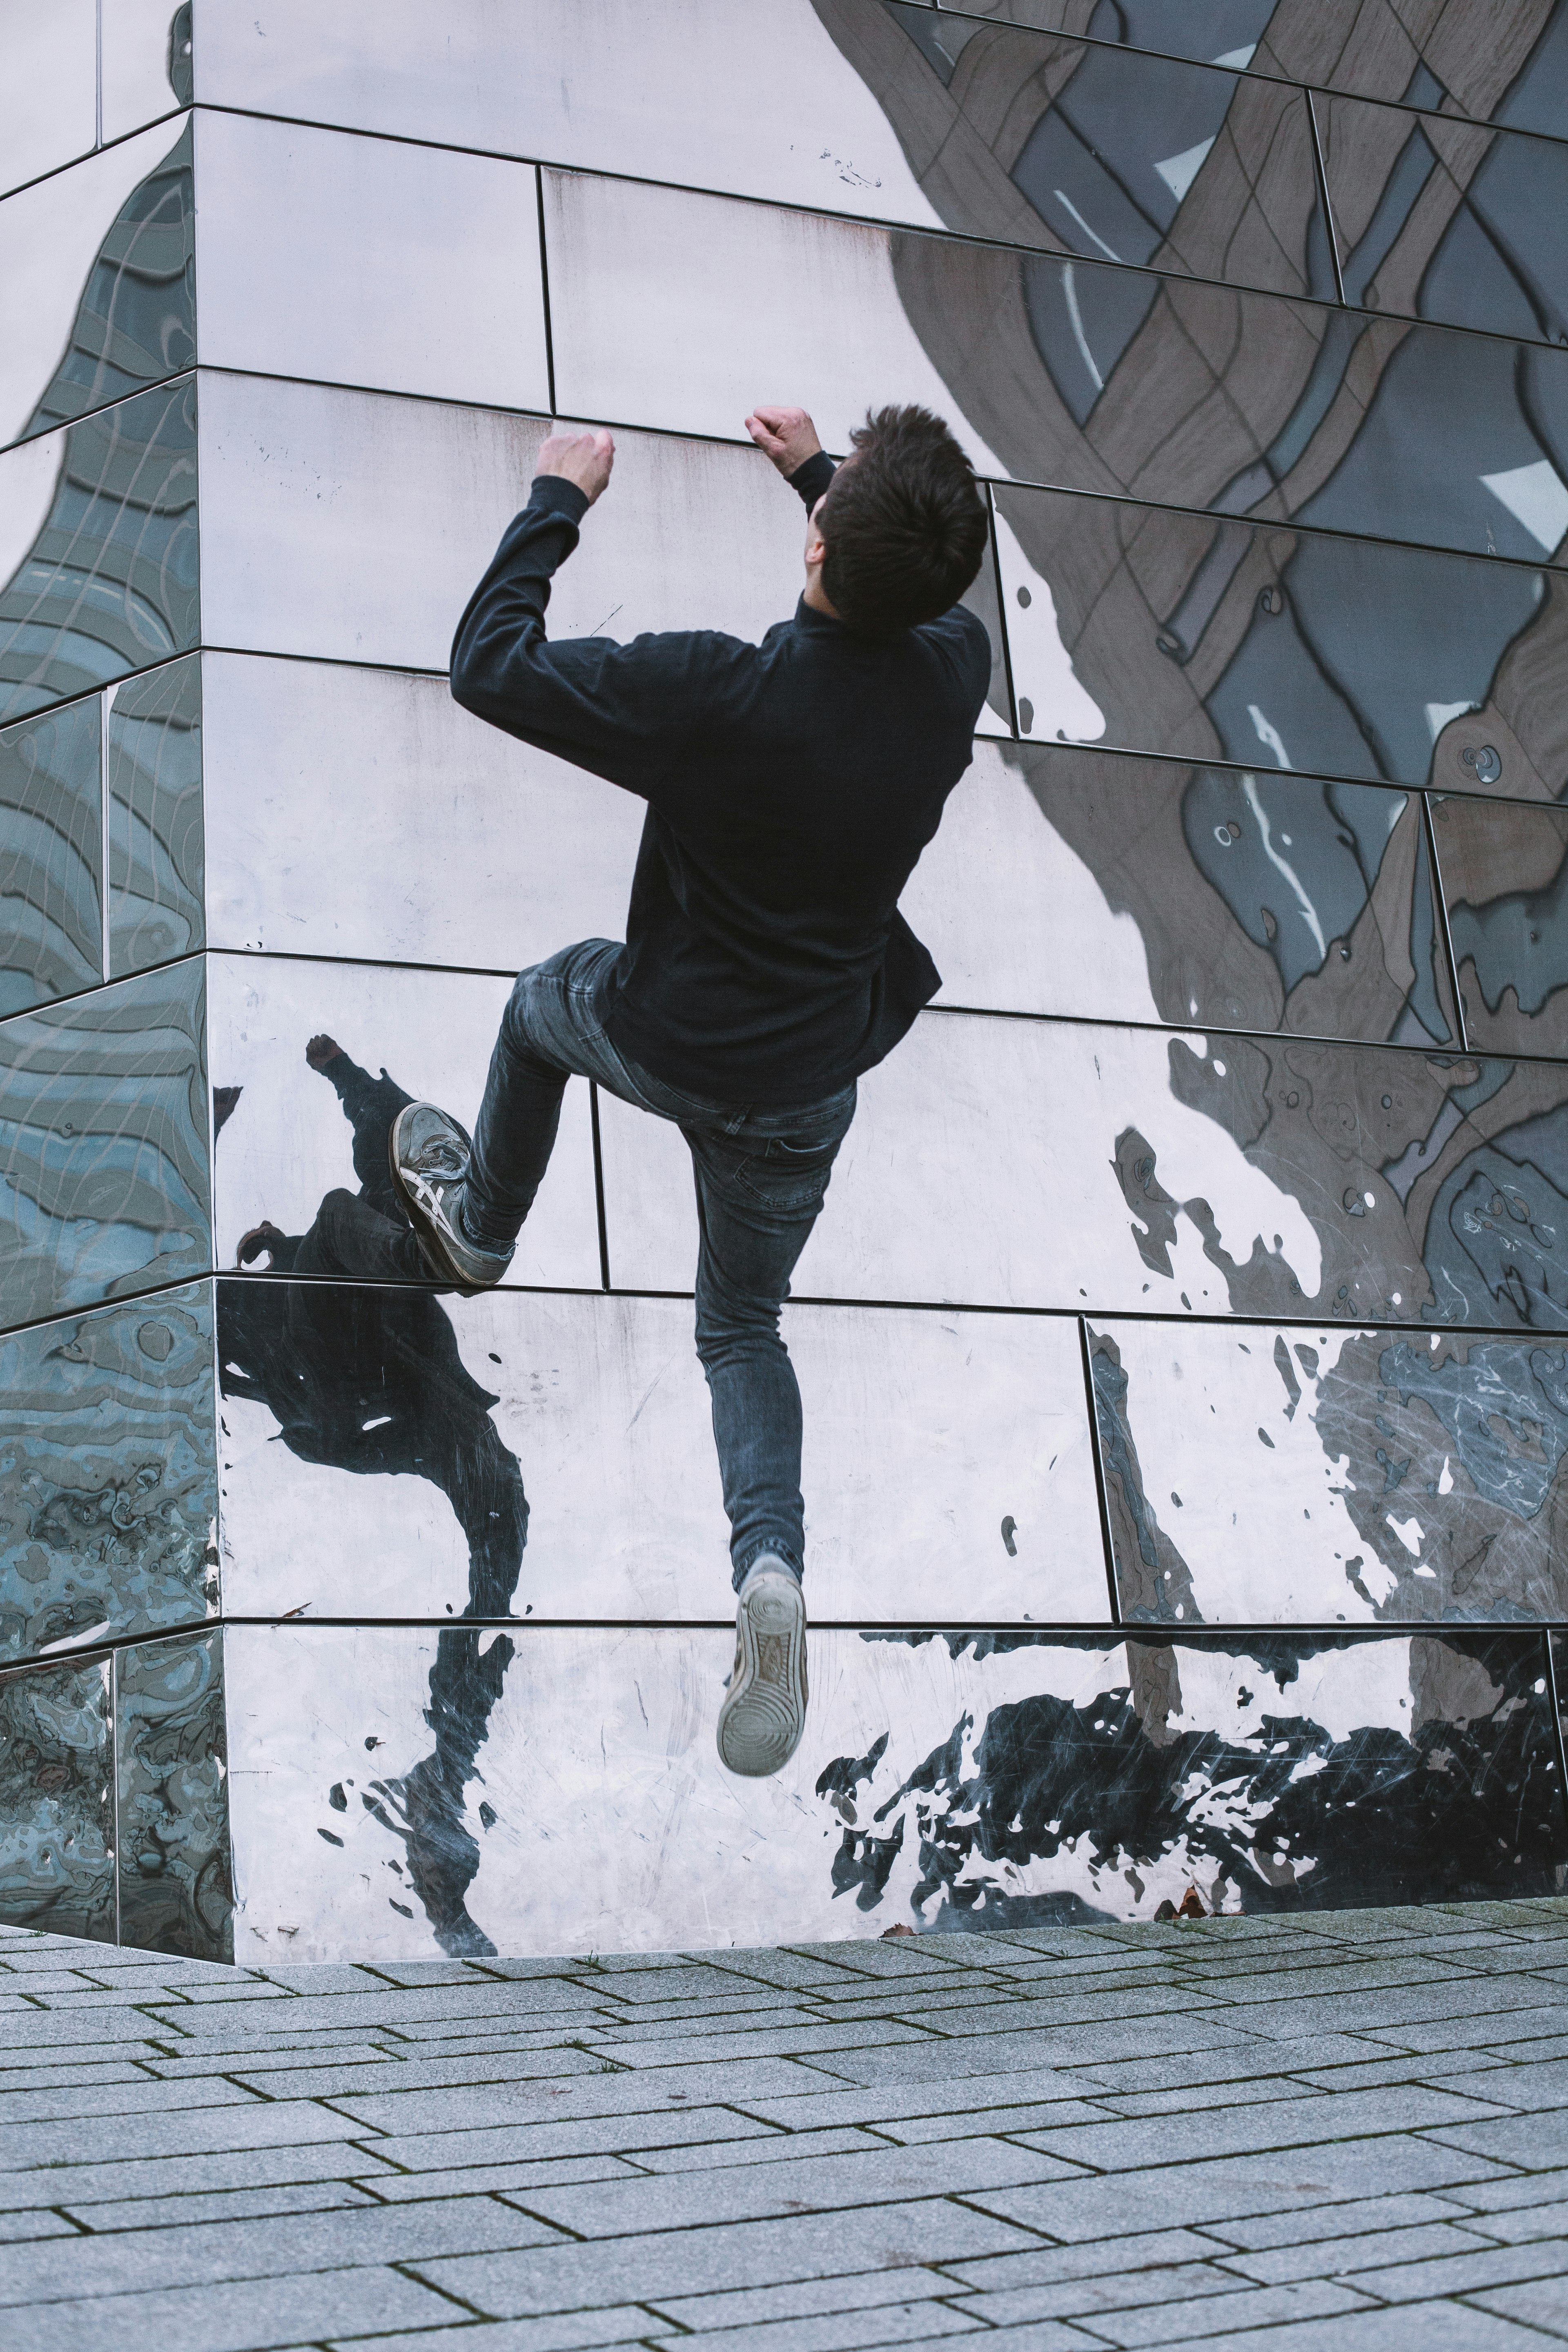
[{"xmin": 817, "ymin": 405, "xmax": 989, "ymax": 641}]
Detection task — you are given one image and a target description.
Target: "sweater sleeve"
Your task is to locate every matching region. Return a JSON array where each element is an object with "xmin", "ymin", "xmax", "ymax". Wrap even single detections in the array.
[
  {"xmin": 787, "ymin": 450, "xmax": 837, "ymax": 509},
  {"xmin": 447, "ymin": 475, "xmax": 742, "ymax": 792}
]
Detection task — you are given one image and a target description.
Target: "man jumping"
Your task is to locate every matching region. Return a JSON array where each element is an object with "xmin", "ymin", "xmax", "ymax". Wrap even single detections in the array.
[{"xmin": 388, "ymin": 401, "xmax": 992, "ymax": 1778}]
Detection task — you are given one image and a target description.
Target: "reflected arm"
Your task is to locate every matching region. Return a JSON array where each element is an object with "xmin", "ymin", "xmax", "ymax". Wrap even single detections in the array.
[{"xmin": 448, "ymin": 477, "xmax": 735, "ymax": 790}]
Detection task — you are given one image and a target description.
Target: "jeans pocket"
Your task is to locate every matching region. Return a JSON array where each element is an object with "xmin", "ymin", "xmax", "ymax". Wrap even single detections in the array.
[{"xmin": 727, "ymin": 1131, "xmax": 840, "ymax": 1214}]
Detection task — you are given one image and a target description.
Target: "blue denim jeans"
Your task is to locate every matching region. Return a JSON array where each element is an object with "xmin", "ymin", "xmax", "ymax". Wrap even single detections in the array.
[{"xmin": 459, "ymin": 939, "xmax": 857, "ymax": 1592}]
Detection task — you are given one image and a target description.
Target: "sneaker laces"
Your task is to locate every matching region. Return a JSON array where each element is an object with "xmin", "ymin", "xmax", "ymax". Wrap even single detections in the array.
[{"xmin": 416, "ymin": 1142, "xmax": 468, "ymax": 1183}]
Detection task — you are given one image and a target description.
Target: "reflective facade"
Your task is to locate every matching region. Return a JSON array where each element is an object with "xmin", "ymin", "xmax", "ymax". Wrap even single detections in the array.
[{"xmin": 2, "ymin": 0, "xmax": 1567, "ymax": 1960}]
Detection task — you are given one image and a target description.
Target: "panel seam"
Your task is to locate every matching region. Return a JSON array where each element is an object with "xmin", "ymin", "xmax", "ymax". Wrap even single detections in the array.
[
  {"xmin": 1421, "ymin": 790, "xmax": 1470, "ymax": 1053},
  {"xmin": 1305, "ymin": 89, "xmax": 1347, "ymax": 307},
  {"xmin": 589, "ymin": 1081, "xmax": 611, "ymax": 1290},
  {"xmin": 535, "ymin": 164, "xmax": 557, "ymax": 418},
  {"xmin": 1079, "ymin": 1315, "xmax": 1123, "ymax": 1628}
]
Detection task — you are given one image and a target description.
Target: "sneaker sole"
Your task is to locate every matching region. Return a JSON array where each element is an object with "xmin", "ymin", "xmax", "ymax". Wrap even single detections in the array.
[
  {"xmin": 387, "ymin": 1105, "xmax": 487, "ymax": 1289},
  {"xmin": 717, "ymin": 1575, "xmax": 808, "ymax": 1778}
]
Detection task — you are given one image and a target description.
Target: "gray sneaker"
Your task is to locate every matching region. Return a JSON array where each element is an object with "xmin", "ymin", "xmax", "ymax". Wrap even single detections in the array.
[
  {"xmin": 717, "ymin": 1558, "xmax": 808, "ymax": 1777},
  {"xmin": 388, "ymin": 1102, "xmax": 512, "ymax": 1290}
]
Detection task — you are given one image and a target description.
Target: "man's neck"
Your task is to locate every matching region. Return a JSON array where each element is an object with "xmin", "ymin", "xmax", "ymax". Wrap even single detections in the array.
[{"xmin": 802, "ymin": 578, "xmax": 840, "ymax": 620}]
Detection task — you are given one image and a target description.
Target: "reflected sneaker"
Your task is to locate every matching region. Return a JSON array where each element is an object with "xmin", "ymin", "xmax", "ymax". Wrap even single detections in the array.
[
  {"xmin": 388, "ymin": 1102, "xmax": 512, "ymax": 1290},
  {"xmin": 717, "ymin": 1557, "xmax": 808, "ymax": 1778}
]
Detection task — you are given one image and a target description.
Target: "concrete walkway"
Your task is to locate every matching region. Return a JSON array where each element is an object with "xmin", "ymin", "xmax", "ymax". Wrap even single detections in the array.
[{"xmin": 5, "ymin": 1903, "xmax": 1568, "ymax": 2351}]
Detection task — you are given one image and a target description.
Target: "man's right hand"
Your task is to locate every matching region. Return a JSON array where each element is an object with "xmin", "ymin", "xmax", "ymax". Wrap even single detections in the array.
[
  {"xmin": 745, "ymin": 405, "xmax": 823, "ymax": 477},
  {"xmin": 536, "ymin": 427, "xmax": 615, "ymax": 506}
]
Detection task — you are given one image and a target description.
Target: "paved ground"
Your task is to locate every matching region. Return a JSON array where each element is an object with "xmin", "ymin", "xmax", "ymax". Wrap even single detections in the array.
[{"xmin": 6, "ymin": 1905, "xmax": 1568, "ymax": 2350}]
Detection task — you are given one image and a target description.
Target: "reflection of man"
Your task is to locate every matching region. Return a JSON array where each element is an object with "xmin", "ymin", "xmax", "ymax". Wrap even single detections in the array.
[
  {"xmin": 223, "ymin": 1034, "xmax": 529, "ymax": 1954},
  {"xmin": 225, "ymin": 1036, "xmax": 528, "ymax": 1619},
  {"xmin": 388, "ymin": 402, "xmax": 991, "ymax": 1776}
]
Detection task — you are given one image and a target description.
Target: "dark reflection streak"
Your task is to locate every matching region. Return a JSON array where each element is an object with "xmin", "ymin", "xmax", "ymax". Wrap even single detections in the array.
[
  {"xmin": 1517, "ymin": 343, "xmax": 1568, "ymax": 508},
  {"xmin": 1431, "ymin": 153, "xmax": 1565, "ymax": 354},
  {"xmin": 22, "ymin": 122, "xmax": 194, "ymax": 445},
  {"xmin": 1337, "ymin": 123, "xmax": 1434, "ymax": 308},
  {"xmin": 1547, "ymin": 1632, "xmax": 1568, "ymax": 1825},
  {"xmin": 0, "ymin": 111, "xmax": 198, "ymax": 725},
  {"xmin": 1274, "ymin": 575, "xmax": 1400, "ymax": 784},
  {"xmin": 858, "ymin": 0, "xmax": 1568, "ymax": 820},
  {"xmin": 215, "ymin": 1039, "xmax": 527, "ymax": 1956},
  {"xmin": 822, "ymin": 1629, "xmax": 1565, "ymax": 1922},
  {"xmin": 1254, "ymin": 313, "xmax": 1368, "ymax": 490},
  {"xmin": 0, "ymin": 381, "xmax": 198, "ymax": 722}
]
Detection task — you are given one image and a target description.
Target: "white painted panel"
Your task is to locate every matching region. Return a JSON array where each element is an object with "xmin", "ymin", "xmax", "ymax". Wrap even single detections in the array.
[
  {"xmin": 201, "ymin": 653, "xmax": 644, "ymax": 969},
  {"xmin": 599, "ymin": 1009, "xmax": 1325, "ymax": 1314},
  {"xmin": 206, "ymin": 952, "xmax": 601, "ymax": 1291},
  {"xmin": 0, "ymin": 0, "xmax": 96, "ymax": 198},
  {"xmin": 194, "ymin": 114, "xmax": 549, "ymax": 411},
  {"xmin": 192, "ymin": 0, "xmax": 944, "ymax": 228},
  {"xmin": 911, "ymin": 742, "xmax": 1163, "ymax": 1021},
  {"xmin": 217, "ymin": 1287, "xmax": 1106, "ymax": 1622},
  {"xmin": 546, "ymin": 171, "xmax": 1005, "ymax": 474},
  {"xmin": 223, "ymin": 1617, "xmax": 1466, "ymax": 1960},
  {"xmin": 0, "ymin": 120, "xmax": 184, "ymax": 447},
  {"xmin": 101, "ymin": 0, "xmax": 189, "ymax": 143}
]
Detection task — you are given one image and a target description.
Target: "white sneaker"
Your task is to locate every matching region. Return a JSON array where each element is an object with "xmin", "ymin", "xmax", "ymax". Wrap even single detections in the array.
[{"xmin": 716, "ymin": 1558, "xmax": 808, "ymax": 1778}]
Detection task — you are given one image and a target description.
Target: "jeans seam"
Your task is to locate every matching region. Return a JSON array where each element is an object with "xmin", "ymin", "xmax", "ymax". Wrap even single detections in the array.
[
  {"xmin": 726, "ymin": 1169, "xmax": 831, "ymax": 1213},
  {"xmin": 737, "ymin": 1539, "xmax": 803, "ymax": 1584}
]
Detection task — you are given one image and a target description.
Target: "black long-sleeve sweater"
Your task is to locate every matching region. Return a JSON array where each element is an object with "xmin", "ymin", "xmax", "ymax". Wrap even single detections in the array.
[{"xmin": 448, "ymin": 450, "xmax": 992, "ymax": 1105}]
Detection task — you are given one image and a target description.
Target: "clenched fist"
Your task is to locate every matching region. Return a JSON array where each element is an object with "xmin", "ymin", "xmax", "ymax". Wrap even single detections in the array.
[
  {"xmin": 745, "ymin": 405, "xmax": 823, "ymax": 477},
  {"xmin": 536, "ymin": 427, "xmax": 615, "ymax": 505}
]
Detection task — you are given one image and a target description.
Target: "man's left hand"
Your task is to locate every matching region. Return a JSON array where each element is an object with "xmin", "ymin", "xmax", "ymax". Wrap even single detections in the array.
[{"xmin": 746, "ymin": 405, "xmax": 822, "ymax": 477}]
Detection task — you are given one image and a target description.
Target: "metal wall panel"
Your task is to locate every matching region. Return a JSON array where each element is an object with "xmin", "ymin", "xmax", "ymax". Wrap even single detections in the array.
[
  {"xmin": 0, "ymin": 956, "xmax": 209, "ymax": 1335},
  {"xmin": 0, "ymin": 697, "xmax": 102, "ymax": 1016},
  {"xmin": 194, "ymin": 113, "xmax": 550, "ymax": 412},
  {"xmin": 1319, "ymin": 92, "xmax": 1568, "ymax": 350},
  {"xmin": 543, "ymin": 169, "xmax": 1008, "ymax": 471},
  {"xmin": 1432, "ymin": 792, "xmax": 1568, "ymax": 1057},
  {"xmin": 992, "ymin": 479, "xmax": 1562, "ymax": 797},
  {"xmin": 200, "ymin": 653, "xmax": 641, "ymax": 974},
  {"xmin": 0, "ymin": 1283, "xmax": 216, "ymax": 1666},
  {"xmin": 600, "ymin": 1009, "xmax": 1568, "ymax": 1327},
  {"xmin": 223, "ymin": 1618, "xmax": 1565, "ymax": 1958},
  {"xmin": 910, "ymin": 740, "xmax": 1456, "ymax": 1041},
  {"xmin": 938, "ymin": 2, "xmax": 1568, "ymax": 137},
  {"xmin": 1091, "ymin": 1315, "xmax": 1568, "ymax": 1624},
  {"xmin": 115, "ymin": 1625, "xmax": 231, "ymax": 1960},
  {"xmin": 0, "ymin": 117, "xmax": 192, "ymax": 454},
  {"xmin": 205, "ymin": 954, "xmax": 602, "ymax": 1296},
  {"xmin": 215, "ymin": 1284, "xmax": 1105, "ymax": 1625},
  {"xmin": 106, "ymin": 652, "xmax": 203, "ymax": 978},
  {"xmin": 0, "ymin": 1648, "xmax": 116, "ymax": 1941},
  {"xmin": 0, "ymin": 377, "xmax": 198, "ymax": 726}
]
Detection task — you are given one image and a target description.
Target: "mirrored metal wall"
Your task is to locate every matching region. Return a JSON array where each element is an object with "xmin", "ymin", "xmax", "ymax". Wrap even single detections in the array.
[{"xmin": 4, "ymin": 0, "xmax": 1568, "ymax": 1960}]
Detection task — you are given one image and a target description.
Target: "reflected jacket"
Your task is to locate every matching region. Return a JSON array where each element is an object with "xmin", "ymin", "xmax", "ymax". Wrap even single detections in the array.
[{"xmin": 448, "ymin": 452, "xmax": 992, "ymax": 1105}]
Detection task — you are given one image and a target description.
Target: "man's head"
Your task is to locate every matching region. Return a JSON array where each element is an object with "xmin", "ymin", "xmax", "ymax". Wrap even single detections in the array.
[{"xmin": 805, "ymin": 406, "xmax": 988, "ymax": 641}]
